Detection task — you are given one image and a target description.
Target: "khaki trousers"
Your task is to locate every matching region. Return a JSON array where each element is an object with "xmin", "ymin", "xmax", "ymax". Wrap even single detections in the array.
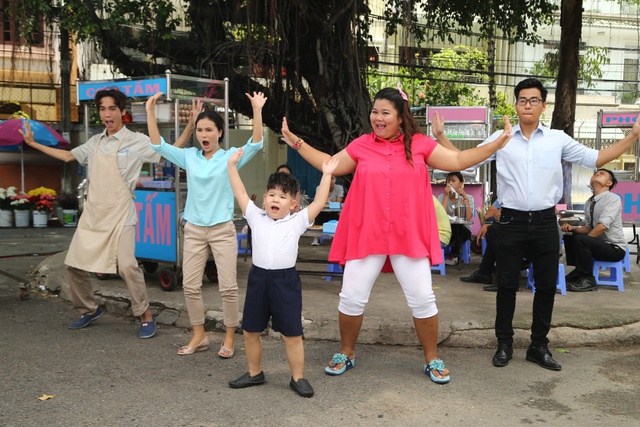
[
  {"xmin": 67, "ymin": 225, "xmax": 149, "ymax": 316},
  {"xmin": 182, "ymin": 220, "xmax": 239, "ymax": 327}
]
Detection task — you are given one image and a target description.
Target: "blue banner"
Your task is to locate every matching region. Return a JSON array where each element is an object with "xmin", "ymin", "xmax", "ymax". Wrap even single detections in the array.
[
  {"xmin": 78, "ymin": 78, "xmax": 167, "ymax": 101},
  {"xmin": 134, "ymin": 190, "xmax": 177, "ymax": 263}
]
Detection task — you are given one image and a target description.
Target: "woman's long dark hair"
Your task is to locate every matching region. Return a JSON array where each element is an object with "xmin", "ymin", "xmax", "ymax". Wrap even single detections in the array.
[{"xmin": 373, "ymin": 88, "xmax": 421, "ymax": 166}]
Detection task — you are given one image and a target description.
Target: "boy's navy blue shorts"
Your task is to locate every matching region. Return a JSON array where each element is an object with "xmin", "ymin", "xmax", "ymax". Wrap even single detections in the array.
[{"xmin": 242, "ymin": 265, "xmax": 303, "ymax": 337}]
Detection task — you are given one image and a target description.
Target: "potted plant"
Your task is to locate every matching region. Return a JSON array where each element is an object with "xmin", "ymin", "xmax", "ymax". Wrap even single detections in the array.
[
  {"xmin": 57, "ymin": 193, "xmax": 79, "ymax": 227},
  {"xmin": 27, "ymin": 187, "xmax": 56, "ymax": 228},
  {"xmin": 10, "ymin": 194, "xmax": 33, "ymax": 227},
  {"xmin": 0, "ymin": 186, "xmax": 17, "ymax": 227}
]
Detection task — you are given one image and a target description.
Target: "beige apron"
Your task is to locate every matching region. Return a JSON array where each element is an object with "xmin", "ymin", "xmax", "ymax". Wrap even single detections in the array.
[{"xmin": 65, "ymin": 132, "xmax": 132, "ymax": 274}]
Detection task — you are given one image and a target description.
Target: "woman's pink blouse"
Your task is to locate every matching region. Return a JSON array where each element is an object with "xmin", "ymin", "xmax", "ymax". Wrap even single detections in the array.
[{"xmin": 328, "ymin": 132, "xmax": 444, "ymax": 271}]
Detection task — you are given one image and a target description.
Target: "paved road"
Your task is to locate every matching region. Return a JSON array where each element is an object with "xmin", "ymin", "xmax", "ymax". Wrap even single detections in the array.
[{"xmin": 1, "ymin": 279, "xmax": 639, "ymax": 426}]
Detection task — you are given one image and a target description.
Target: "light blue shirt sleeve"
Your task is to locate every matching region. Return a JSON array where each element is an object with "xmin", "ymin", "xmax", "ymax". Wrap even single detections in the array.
[{"xmin": 150, "ymin": 137, "xmax": 188, "ymax": 169}]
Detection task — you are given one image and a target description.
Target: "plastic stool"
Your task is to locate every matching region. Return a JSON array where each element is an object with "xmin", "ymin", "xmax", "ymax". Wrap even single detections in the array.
[
  {"xmin": 431, "ymin": 248, "xmax": 446, "ymax": 276},
  {"xmin": 460, "ymin": 240, "xmax": 471, "ymax": 264},
  {"xmin": 237, "ymin": 233, "xmax": 251, "ymax": 255},
  {"xmin": 592, "ymin": 257, "xmax": 625, "ymax": 292},
  {"xmin": 526, "ymin": 263, "xmax": 567, "ymax": 295},
  {"xmin": 325, "ymin": 263, "xmax": 343, "ymax": 282},
  {"xmin": 481, "ymin": 238, "xmax": 487, "ymax": 256},
  {"xmin": 622, "ymin": 246, "xmax": 631, "ymax": 273}
]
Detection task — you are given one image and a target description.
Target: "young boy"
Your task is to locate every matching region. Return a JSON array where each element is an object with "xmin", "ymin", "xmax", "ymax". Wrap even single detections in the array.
[{"xmin": 227, "ymin": 148, "xmax": 338, "ymax": 398}]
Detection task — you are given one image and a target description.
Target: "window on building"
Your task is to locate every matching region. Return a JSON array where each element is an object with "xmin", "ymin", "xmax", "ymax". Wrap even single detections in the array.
[
  {"xmin": 0, "ymin": 0, "xmax": 44, "ymax": 46},
  {"xmin": 622, "ymin": 57, "xmax": 639, "ymax": 104}
]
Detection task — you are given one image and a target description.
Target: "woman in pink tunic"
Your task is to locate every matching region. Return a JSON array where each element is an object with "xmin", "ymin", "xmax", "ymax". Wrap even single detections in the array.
[{"xmin": 281, "ymin": 87, "xmax": 511, "ymax": 383}]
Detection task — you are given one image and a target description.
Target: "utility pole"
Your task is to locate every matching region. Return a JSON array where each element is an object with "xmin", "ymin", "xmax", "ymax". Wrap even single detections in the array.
[{"xmin": 60, "ymin": 28, "xmax": 71, "ymax": 134}]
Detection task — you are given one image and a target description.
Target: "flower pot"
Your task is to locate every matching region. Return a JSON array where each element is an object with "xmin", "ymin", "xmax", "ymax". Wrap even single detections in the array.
[
  {"xmin": 0, "ymin": 209, "xmax": 13, "ymax": 227},
  {"xmin": 14, "ymin": 210, "xmax": 30, "ymax": 227},
  {"xmin": 33, "ymin": 210, "xmax": 48, "ymax": 228},
  {"xmin": 62, "ymin": 209, "xmax": 78, "ymax": 227}
]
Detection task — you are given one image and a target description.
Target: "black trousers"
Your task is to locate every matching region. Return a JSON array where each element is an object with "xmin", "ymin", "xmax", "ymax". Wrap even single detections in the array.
[
  {"xmin": 478, "ymin": 223, "xmax": 499, "ymax": 275},
  {"xmin": 449, "ymin": 224, "xmax": 471, "ymax": 257},
  {"xmin": 495, "ymin": 207, "xmax": 559, "ymax": 347},
  {"xmin": 564, "ymin": 234, "xmax": 625, "ymax": 277}
]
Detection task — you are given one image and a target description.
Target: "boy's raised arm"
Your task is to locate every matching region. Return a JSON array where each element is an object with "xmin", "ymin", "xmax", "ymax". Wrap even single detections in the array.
[
  {"xmin": 307, "ymin": 158, "xmax": 340, "ymax": 222},
  {"xmin": 227, "ymin": 148, "xmax": 251, "ymax": 215}
]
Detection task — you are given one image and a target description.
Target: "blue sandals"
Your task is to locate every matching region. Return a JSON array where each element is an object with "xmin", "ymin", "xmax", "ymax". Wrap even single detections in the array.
[
  {"xmin": 424, "ymin": 359, "xmax": 450, "ymax": 384},
  {"xmin": 325, "ymin": 353, "xmax": 356, "ymax": 375}
]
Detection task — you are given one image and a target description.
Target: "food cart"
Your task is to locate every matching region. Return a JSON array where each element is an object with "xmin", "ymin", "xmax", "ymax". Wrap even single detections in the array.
[
  {"xmin": 76, "ymin": 71, "xmax": 229, "ymax": 290},
  {"xmin": 423, "ymin": 106, "xmax": 493, "ymax": 236},
  {"xmin": 596, "ymin": 110, "xmax": 640, "ymax": 262}
]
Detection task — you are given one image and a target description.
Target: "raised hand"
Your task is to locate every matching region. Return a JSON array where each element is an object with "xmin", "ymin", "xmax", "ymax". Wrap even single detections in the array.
[
  {"xmin": 228, "ymin": 147, "xmax": 244, "ymax": 167},
  {"xmin": 146, "ymin": 92, "xmax": 163, "ymax": 112},
  {"xmin": 189, "ymin": 98, "xmax": 204, "ymax": 127},
  {"xmin": 495, "ymin": 116, "xmax": 513, "ymax": 148},
  {"xmin": 631, "ymin": 112, "xmax": 640, "ymax": 138},
  {"xmin": 18, "ymin": 121, "xmax": 36, "ymax": 147},
  {"xmin": 432, "ymin": 111, "xmax": 445, "ymax": 140},
  {"xmin": 322, "ymin": 157, "xmax": 339, "ymax": 175},
  {"xmin": 246, "ymin": 91, "xmax": 267, "ymax": 110},
  {"xmin": 280, "ymin": 117, "xmax": 299, "ymax": 148}
]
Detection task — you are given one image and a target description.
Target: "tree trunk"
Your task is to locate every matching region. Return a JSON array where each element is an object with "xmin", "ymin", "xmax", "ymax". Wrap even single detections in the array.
[{"xmin": 551, "ymin": 0, "xmax": 583, "ymax": 208}]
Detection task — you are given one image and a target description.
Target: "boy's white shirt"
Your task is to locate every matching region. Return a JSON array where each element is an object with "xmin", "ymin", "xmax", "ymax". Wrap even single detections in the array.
[{"xmin": 244, "ymin": 202, "xmax": 313, "ymax": 270}]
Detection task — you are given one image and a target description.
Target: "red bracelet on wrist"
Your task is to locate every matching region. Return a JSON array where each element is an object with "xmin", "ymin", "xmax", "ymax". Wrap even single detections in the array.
[{"xmin": 292, "ymin": 138, "xmax": 303, "ymax": 150}]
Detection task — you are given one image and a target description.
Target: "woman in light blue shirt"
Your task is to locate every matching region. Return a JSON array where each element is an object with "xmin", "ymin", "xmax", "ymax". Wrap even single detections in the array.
[{"xmin": 146, "ymin": 92, "xmax": 266, "ymax": 358}]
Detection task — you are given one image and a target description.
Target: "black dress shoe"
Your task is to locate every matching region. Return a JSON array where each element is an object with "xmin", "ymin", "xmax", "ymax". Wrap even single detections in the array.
[
  {"xmin": 229, "ymin": 371, "xmax": 266, "ymax": 388},
  {"xmin": 460, "ymin": 270, "xmax": 493, "ymax": 284},
  {"xmin": 483, "ymin": 284, "xmax": 498, "ymax": 292},
  {"xmin": 568, "ymin": 276, "xmax": 598, "ymax": 292},
  {"xmin": 526, "ymin": 345, "xmax": 562, "ymax": 371},
  {"xmin": 492, "ymin": 343, "xmax": 513, "ymax": 367},
  {"xmin": 290, "ymin": 377, "xmax": 314, "ymax": 398},
  {"xmin": 564, "ymin": 269, "xmax": 582, "ymax": 283}
]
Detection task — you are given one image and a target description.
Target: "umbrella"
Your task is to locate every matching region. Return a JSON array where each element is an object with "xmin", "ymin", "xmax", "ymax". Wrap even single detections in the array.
[{"xmin": 0, "ymin": 119, "xmax": 69, "ymax": 193}]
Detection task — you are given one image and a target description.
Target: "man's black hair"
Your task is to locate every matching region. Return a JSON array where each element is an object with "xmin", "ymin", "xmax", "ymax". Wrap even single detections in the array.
[
  {"xmin": 514, "ymin": 78, "xmax": 548, "ymax": 102},
  {"xmin": 597, "ymin": 168, "xmax": 618, "ymax": 190},
  {"xmin": 267, "ymin": 171, "xmax": 299, "ymax": 197},
  {"xmin": 95, "ymin": 88, "xmax": 127, "ymax": 111},
  {"xmin": 446, "ymin": 171, "xmax": 464, "ymax": 183}
]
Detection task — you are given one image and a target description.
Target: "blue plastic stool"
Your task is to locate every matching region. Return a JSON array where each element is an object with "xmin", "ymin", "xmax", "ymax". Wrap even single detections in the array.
[
  {"xmin": 460, "ymin": 240, "xmax": 471, "ymax": 264},
  {"xmin": 325, "ymin": 263, "xmax": 343, "ymax": 282},
  {"xmin": 622, "ymin": 246, "xmax": 631, "ymax": 273},
  {"xmin": 592, "ymin": 252, "xmax": 626, "ymax": 292},
  {"xmin": 431, "ymin": 248, "xmax": 446, "ymax": 276},
  {"xmin": 481, "ymin": 238, "xmax": 487, "ymax": 256},
  {"xmin": 526, "ymin": 263, "xmax": 567, "ymax": 295},
  {"xmin": 237, "ymin": 233, "xmax": 251, "ymax": 255}
]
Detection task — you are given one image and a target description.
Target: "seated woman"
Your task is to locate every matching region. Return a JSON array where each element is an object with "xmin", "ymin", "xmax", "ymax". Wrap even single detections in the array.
[{"xmin": 437, "ymin": 171, "xmax": 474, "ymax": 265}]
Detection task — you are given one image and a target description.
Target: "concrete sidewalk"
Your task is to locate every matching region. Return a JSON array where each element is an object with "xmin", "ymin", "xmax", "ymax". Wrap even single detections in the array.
[{"xmin": 4, "ymin": 226, "xmax": 640, "ymax": 348}]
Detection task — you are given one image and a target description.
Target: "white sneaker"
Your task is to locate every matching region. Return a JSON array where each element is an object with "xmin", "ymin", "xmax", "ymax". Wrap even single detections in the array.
[
  {"xmin": 311, "ymin": 238, "xmax": 320, "ymax": 246},
  {"xmin": 444, "ymin": 257, "xmax": 458, "ymax": 266}
]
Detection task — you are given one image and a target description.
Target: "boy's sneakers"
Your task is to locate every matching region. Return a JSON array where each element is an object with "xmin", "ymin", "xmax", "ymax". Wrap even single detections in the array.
[
  {"xmin": 311, "ymin": 238, "xmax": 320, "ymax": 246},
  {"xmin": 139, "ymin": 318, "xmax": 157, "ymax": 339},
  {"xmin": 68, "ymin": 307, "xmax": 104, "ymax": 329},
  {"xmin": 444, "ymin": 257, "xmax": 458, "ymax": 266}
]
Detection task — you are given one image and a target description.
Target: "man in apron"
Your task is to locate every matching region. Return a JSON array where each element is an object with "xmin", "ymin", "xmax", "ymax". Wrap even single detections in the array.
[{"xmin": 20, "ymin": 88, "xmax": 160, "ymax": 338}]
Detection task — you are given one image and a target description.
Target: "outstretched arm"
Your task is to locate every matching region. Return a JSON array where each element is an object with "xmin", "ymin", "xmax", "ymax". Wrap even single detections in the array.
[
  {"xmin": 307, "ymin": 158, "xmax": 340, "ymax": 222},
  {"xmin": 246, "ymin": 92, "xmax": 267, "ymax": 144},
  {"xmin": 428, "ymin": 116, "xmax": 512, "ymax": 171},
  {"xmin": 145, "ymin": 93, "xmax": 163, "ymax": 146},
  {"xmin": 281, "ymin": 117, "xmax": 356, "ymax": 176},
  {"xmin": 431, "ymin": 111, "xmax": 458, "ymax": 152},
  {"xmin": 173, "ymin": 98, "xmax": 203, "ymax": 148},
  {"xmin": 597, "ymin": 112, "xmax": 640, "ymax": 167},
  {"xmin": 19, "ymin": 121, "xmax": 75, "ymax": 162},
  {"xmin": 227, "ymin": 148, "xmax": 251, "ymax": 215}
]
